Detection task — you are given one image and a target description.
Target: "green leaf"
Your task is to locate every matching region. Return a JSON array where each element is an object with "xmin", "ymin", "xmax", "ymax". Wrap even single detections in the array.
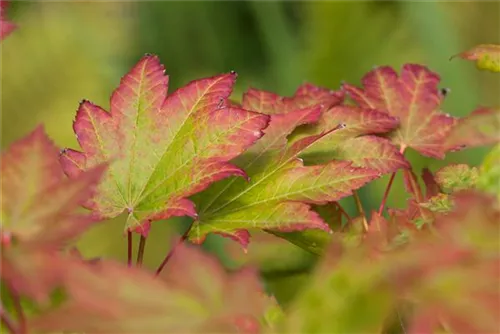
[
  {"xmin": 420, "ymin": 193, "xmax": 454, "ymax": 213},
  {"xmin": 477, "ymin": 143, "xmax": 500, "ymax": 198},
  {"xmin": 435, "ymin": 164, "xmax": 479, "ymax": 193},
  {"xmin": 278, "ymin": 242, "xmax": 395, "ymax": 333}
]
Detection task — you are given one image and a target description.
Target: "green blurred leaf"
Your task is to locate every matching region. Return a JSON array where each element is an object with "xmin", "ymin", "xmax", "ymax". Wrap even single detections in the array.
[
  {"xmin": 435, "ymin": 164, "xmax": 479, "ymax": 193},
  {"xmin": 478, "ymin": 143, "xmax": 500, "ymax": 198}
]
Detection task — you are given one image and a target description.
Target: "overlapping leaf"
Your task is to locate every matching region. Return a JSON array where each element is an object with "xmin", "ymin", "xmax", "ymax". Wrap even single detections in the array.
[
  {"xmin": 451, "ymin": 44, "xmax": 500, "ymax": 73},
  {"xmin": 0, "ymin": 0, "xmax": 16, "ymax": 40},
  {"xmin": 445, "ymin": 106, "xmax": 500, "ymax": 151},
  {"xmin": 434, "ymin": 164, "xmax": 478, "ymax": 193},
  {"xmin": 60, "ymin": 55, "xmax": 270, "ymax": 234},
  {"xmin": 278, "ymin": 191, "xmax": 499, "ymax": 334},
  {"xmin": 343, "ymin": 64, "xmax": 456, "ymax": 158},
  {"xmin": 1, "ymin": 126, "xmax": 105, "ymax": 247},
  {"xmin": 0, "ymin": 127, "xmax": 105, "ymax": 301},
  {"xmin": 189, "ymin": 84, "xmax": 405, "ymax": 249},
  {"xmin": 29, "ymin": 244, "xmax": 273, "ymax": 334}
]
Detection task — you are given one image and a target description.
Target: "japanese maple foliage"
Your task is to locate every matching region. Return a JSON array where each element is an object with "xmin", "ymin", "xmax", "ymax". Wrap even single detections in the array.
[
  {"xmin": 189, "ymin": 83, "xmax": 408, "ymax": 249},
  {"xmin": 343, "ymin": 64, "xmax": 456, "ymax": 159},
  {"xmin": 59, "ymin": 55, "xmax": 270, "ymax": 235},
  {"xmin": 1, "ymin": 41, "xmax": 499, "ymax": 334},
  {"xmin": 279, "ymin": 191, "xmax": 499, "ymax": 334}
]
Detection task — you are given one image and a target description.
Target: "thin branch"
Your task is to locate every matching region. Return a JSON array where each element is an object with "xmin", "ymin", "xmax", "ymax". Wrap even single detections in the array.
[
  {"xmin": 378, "ymin": 172, "xmax": 397, "ymax": 215},
  {"xmin": 127, "ymin": 230, "xmax": 133, "ymax": 267},
  {"xmin": 0, "ymin": 303, "xmax": 17, "ymax": 334},
  {"xmin": 155, "ymin": 223, "xmax": 194, "ymax": 276},
  {"xmin": 136, "ymin": 235, "xmax": 147, "ymax": 267},
  {"xmin": 352, "ymin": 190, "xmax": 368, "ymax": 232},
  {"xmin": 378, "ymin": 145, "xmax": 407, "ymax": 215},
  {"xmin": 334, "ymin": 202, "xmax": 352, "ymax": 229}
]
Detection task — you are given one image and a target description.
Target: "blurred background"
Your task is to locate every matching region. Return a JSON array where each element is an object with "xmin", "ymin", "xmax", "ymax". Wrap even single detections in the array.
[{"xmin": 1, "ymin": 1, "xmax": 499, "ymax": 305}]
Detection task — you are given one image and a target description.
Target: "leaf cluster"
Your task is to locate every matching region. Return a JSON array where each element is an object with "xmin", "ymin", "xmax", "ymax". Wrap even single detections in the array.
[{"xmin": 1, "ymin": 17, "xmax": 499, "ymax": 334}]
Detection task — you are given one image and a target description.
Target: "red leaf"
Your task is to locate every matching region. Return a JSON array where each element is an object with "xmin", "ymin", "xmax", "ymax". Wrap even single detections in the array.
[
  {"xmin": 445, "ymin": 106, "xmax": 500, "ymax": 151},
  {"xmin": 60, "ymin": 55, "xmax": 269, "ymax": 234},
  {"xmin": 242, "ymin": 83, "xmax": 344, "ymax": 115},
  {"xmin": 421, "ymin": 168, "xmax": 440, "ymax": 199},
  {"xmin": 343, "ymin": 64, "xmax": 456, "ymax": 158}
]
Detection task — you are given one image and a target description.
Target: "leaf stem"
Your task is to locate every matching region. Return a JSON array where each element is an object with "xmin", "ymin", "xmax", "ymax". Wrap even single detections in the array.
[
  {"xmin": 335, "ymin": 202, "xmax": 352, "ymax": 225},
  {"xmin": 352, "ymin": 190, "xmax": 368, "ymax": 232},
  {"xmin": 0, "ymin": 303, "xmax": 17, "ymax": 334},
  {"xmin": 378, "ymin": 145, "xmax": 407, "ymax": 215},
  {"xmin": 127, "ymin": 230, "xmax": 133, "ymax": 267},
  {"xmin": 155, "ymin": 222, "xmax": 194, "ymax": 276},
  {"xmin": 136, "ymin": 235, "xmax": 147, "ymax": 267}
]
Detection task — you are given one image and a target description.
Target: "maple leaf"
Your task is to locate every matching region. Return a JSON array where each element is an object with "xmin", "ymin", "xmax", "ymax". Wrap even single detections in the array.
[
  {"xmin": 1, "ymin": 126, "xmax": 105, "ymax": 247},
  {"xmin": 0, "ymin": 126, "xmax": 105, "ymax": 301},
  {"xmin": 450, "ymin": 44, "xmax": 500, "ymax": 73},
  {"xmin": 445, "ymin": 106, "xmax": 500, "ymax": 151},
  {"xmin": 434, "ymin": 164, "xmax": 478, "ymax": 193},
  {"xmin": 188, "ymin": 84, "xmax": 398, "ymax": 250},
  {"xmin": 278, "ymin": 191, "xmax": 499, "ymax": 334},
  {"xmin": 393, "ymin": 191, "xmax": 500, "ymax": 334},
  {"xmin": 419, "ymin": 193, "xmax": 454, "ymax": 213},
  {"xmin": 343, "ymin": 64, "xmax": 456, "ymax": 158},
  {"xmin": 29, "ymin": 243, "xmax": 272, "ymax": 334},
  {"xmin": 60, "ymin": 55, "xmax": 270, "ymax": 235},
  {"xmin": 278, "ymin": 240, "xmax": 396, "ymax": 334},
  {"xmin": 0, "ymin": 0, "xmax": 16, "ymax": 40}
]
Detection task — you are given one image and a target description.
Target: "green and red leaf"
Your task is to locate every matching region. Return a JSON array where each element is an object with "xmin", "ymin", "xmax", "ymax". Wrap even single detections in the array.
[
  {"xmin": 1, "ymin": 126, "xmax": 105, "ymax": 248},
  {"xmin": 29, "ymin": 244, "xmax": 271, "ymax": 333},
  {"xmin": 189, "ymin": 84, "xmax": 395, "ymax": 250},
  {"xmin": 1, "ymin": 127, "xmax": 105, "ymax": 301},
  {"xmin": 343, "ymin": 64, "xmax": 456, "ymax": 158},
  {"xmin": 451, "ymin": 44, "xmax": 500, "ymax": 73},
  {"xmin": 60, "ymin": 55, "xmax": 270, "ymax": 234},
  {"xmin": 434, "ymin": 164, "xmax": 478, "ymax": 193}
]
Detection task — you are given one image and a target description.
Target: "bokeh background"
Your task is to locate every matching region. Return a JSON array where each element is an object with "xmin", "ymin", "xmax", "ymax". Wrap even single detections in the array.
[{"xmin": 2, "ymin": 1, "xmax": 499, "ymax": 305}]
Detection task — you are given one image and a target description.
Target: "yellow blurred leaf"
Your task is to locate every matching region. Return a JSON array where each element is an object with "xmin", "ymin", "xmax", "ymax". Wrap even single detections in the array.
[{"xmin": 451, "ymin": 44, "xmax": 500, "ymax": 73}]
